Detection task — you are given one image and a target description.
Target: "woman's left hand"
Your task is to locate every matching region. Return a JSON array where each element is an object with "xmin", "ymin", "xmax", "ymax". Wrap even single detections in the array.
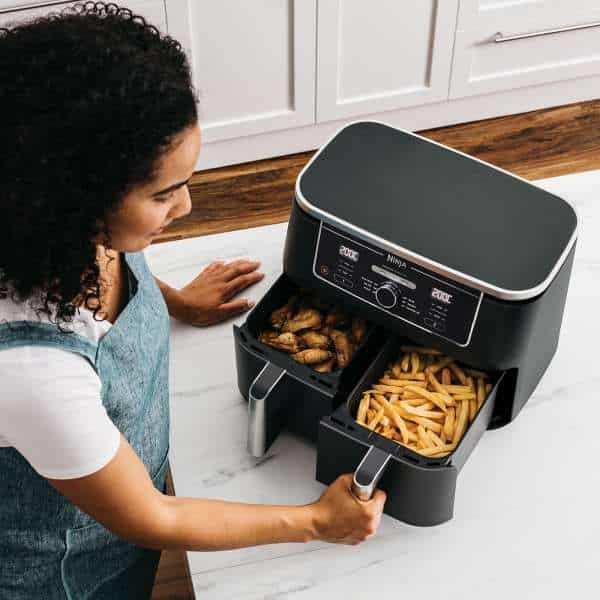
[{"xmin": 169, "ymin": 259, "xmax": 264, "ymax": 326}]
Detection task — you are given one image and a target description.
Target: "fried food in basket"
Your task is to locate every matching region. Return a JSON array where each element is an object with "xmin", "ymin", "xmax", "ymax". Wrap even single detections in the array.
[
  {"xmin": 330, "ymin": 329, "xmax": 353, "ymax": 368},
  {"xmin": 281, "ymin": 307, "xmax": 320, "ymax": 333},
  {"xmin": 299, "ymin": 331, "xmax": 330, "ymax": 350},
  {"xmin": 355, "ymin": 345, "xmax": 492, "ymax": 458},
  {"xmin": 313, "ymin": 358, "xmax": 335, "ymax": 373},
  {"xmin": 269, "ymin": 295, "xmax": 297, "ymax": 330},
  {"xmin": 291, "ymin": 348, "xmax": 332, "ymax": 365},
  {"xmin": 259, "ymin": 292, "xmax": 368, "ymax": 372},
  {"xmin": 257, "ymin": 331, "xmax": 303, "ymax": 353}
]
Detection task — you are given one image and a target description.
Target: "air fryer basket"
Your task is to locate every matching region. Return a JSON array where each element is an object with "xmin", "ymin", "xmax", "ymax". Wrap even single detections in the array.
[
  {"xmin": 234, "ymin": 274, "xmax": 386, "ymax": 456},
  {"xmin": 242, "ymin": 273, "xmax": 384, "ymax": 389},
  {"xmin": 344, "ymin": 337, "xmax": 503, "ymax": 467},
  {"xmin": 316, "ymin": 336, "xmax": 506, "ymax": 525}
]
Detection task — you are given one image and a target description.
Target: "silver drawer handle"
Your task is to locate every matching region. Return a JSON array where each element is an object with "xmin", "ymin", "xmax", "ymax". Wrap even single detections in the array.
[{"xmin": 494, "ymin": 20, "xmax": 600, "ymax": 43}]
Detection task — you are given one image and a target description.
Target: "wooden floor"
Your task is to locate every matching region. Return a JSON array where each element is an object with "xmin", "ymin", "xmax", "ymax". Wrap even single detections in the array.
[{"xmin": 151, "ymin": 99, "xmax": 600, "ymax": 600}]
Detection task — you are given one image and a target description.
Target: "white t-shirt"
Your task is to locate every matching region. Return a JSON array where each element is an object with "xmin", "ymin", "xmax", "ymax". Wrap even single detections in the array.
[{"xmin": 0, "ymin": 294, "xmax": 121, "ymax": 479}]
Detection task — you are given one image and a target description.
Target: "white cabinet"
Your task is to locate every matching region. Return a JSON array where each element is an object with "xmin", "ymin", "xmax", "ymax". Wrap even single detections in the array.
[
  {"xmin": 0, "ymin": 1, "xmax": 167, "ymax": 31},
  {"xmin": 166, "ymin": 0, "xmax": 316, "ymax": 144},
  {"xmin": 451, "ymin": 0, "xmax": 600, "ymax": 98},
  {"xmin": 2, "ymin": 0, "xmax": 600, "ymax": 169},
  {"xmin": 176, "ymin": 0, "xmax": 599, "ymax": 169},
  {"xmin": 316, "ymin": 0, "xmax": 459, "ymax": 122}
]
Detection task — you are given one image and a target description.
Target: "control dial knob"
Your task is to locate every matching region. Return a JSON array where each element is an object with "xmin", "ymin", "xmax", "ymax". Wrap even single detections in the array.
[{"xmin": 375, "ymin": 282, "xmax": 399, "ymax": 309}]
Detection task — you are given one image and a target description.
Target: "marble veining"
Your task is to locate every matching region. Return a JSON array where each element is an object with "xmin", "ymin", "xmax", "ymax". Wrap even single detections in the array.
[{"xmin": 146, "ymin": 169, "xmax": 600, "ymax": 599}]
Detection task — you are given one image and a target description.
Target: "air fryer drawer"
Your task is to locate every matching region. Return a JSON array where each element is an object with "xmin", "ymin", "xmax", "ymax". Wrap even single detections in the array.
[
  {"xmin": 234, "ymin": 329, "xmax": 339, "ymax": 445},
  {"xmin": 316, "ymin": 337, "xmax": 505, "ymax": 526},
  {"xmin": 234, "ymin": 274, "xmax": 386, "ymax": 451}
]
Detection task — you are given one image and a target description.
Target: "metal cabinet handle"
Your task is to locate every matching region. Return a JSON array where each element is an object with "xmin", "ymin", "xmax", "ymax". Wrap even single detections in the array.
[
  {"xmin": 0, "ymin": 2, "xmax": 73, "ymax": 16},
  {"xmin": 494, "ymin": 20, "xmax": 600, "ymax": 43}
]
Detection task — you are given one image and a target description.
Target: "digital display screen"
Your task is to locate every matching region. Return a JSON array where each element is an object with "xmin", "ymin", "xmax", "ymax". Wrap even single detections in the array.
[{"xmin": 339, "ymin": 244, "xmax": 359, "ymax": 262}]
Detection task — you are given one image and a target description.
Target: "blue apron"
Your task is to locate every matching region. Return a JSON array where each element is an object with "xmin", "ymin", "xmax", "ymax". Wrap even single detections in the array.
[{"xmin": 0, "ymin": 251, "xmax": 170, "ymax": 599}]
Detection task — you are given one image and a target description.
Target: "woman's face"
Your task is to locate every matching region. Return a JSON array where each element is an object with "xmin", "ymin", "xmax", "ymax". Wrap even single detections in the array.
[{"xmin": 105, "ymin": 123, "xmax": 201, "ymax": 252}]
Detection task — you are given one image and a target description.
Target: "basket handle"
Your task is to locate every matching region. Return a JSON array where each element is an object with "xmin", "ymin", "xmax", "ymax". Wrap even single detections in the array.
[
  {"xmin": 247, "ymin": 362, "xmax": 287, "ymax": 458},
  {"xmin": 351, "ymin": 446, "xmax": 391, "ymax": 501}
]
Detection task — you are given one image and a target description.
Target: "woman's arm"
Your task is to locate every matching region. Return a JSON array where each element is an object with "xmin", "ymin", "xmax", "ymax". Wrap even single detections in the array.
[{"xmin": 49, "ymin": 436, "xmax": 386, "ymax": 551}]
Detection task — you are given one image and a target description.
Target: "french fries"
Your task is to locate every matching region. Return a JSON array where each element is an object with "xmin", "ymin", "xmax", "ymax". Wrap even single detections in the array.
[{"xmin": 355, "ymin": 346, "xmax": 493, "ymax": 458}]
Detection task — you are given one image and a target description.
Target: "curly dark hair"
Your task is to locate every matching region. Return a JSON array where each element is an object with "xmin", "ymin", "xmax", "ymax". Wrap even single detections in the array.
[{"xmin": 0, "ymin": 1, "xmax": 198, "ymax": 327}]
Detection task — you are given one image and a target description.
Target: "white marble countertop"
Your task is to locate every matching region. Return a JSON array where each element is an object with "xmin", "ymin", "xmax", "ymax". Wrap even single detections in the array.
[{"xmin": 146, "ymin": 169, "xmax": 600, "ymax": 600}]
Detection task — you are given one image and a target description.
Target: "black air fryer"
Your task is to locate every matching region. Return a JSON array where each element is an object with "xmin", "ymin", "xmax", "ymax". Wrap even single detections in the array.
[{"xmin": 233, "ymin": 121, "xmax": 577, "ymax": 526}]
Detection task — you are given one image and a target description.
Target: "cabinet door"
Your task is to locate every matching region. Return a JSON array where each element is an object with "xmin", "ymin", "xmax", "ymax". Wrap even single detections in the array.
[
  {"xmin": 166, "ymin": 0, "xmax": 316, "ymax": 144},
  {"xmin": 451, "ymin": 0, "xmax": 600, "ymax": 98},
  {"xmin": 316, "ymin": 0, "xmax": 459, "ymax": 123},
  {"xmin": 0, "ymin": 1, "xmax": 167, "ymax": 31}
]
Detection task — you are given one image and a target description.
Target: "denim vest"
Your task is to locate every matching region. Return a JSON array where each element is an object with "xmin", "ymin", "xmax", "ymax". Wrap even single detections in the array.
[{"xmin": 0, "ymin": 251, "xmax": 170, "ymax": 599}]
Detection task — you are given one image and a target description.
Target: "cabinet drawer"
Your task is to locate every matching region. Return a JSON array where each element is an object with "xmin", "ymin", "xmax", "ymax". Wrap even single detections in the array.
[
  {"xmin": 458, "ymin": 0, "xmax": 600, "ymax": 31},
  {"xmin": 0, "ymin": 1, "xmax": 167, "ymax": 32},
  {"xmin": 450, "ymin": 10, "xmax": 600, "ymax": 99}
]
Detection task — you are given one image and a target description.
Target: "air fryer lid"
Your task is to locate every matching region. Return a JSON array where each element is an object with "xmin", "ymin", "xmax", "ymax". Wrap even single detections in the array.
[{"xmin": 296, "ymin": 121, "xmax": 577, "ymax": 300}]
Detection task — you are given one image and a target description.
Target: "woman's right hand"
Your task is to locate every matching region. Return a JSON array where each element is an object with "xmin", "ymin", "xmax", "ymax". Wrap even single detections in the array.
[{"xmin": 309, "ymin": 473, "xmax": 387, "ymax": 545}]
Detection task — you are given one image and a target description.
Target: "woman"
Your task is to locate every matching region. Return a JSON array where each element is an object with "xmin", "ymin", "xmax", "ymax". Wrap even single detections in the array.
[{"xmin": 0, "ymin": 4, "xmax": 386, "ymax": 599}]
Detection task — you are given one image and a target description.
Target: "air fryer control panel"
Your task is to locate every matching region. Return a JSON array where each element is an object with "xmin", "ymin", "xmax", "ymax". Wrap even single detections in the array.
[{"xmin": 313, "ymin": 224, "xmax": 482, "ymax": 347}]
